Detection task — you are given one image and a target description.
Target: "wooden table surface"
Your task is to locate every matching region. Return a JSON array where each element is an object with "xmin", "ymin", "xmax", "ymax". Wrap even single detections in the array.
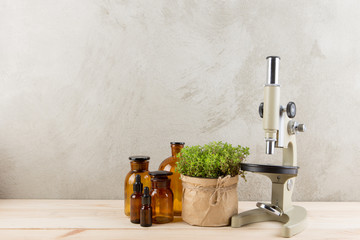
[{"xmin": 0, "ymin": 200, "xmax": 359, "ymax": 240}]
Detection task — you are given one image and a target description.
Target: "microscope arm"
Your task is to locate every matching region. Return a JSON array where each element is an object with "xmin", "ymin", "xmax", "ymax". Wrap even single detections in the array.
[
  {"xmin": 282, "ymin": 116, "xmax": 306, "ymax": 167},
  {"xmin": 282, "ymin": 115, "xmax": 297, "ymax": 167}
]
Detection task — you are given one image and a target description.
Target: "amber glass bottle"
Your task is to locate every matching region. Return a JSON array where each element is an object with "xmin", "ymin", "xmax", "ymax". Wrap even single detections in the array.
[
  {"xmin": 140, "ymin": 187, "xmax": 152, "ymax": 227},
  {"xmin": 124, "ymin": 156, "xmax": 151, "ymax": 216},
  {"xmin": 149, "ymin": 171, "xmax": 174, "ymax": 224},
  {"xmin": 158, "ymin": 142, "xmax": 185, "ymax": 216},
  {"xmin": 130, "ymin": 175, "xmax": 143, "ymax": 224}
]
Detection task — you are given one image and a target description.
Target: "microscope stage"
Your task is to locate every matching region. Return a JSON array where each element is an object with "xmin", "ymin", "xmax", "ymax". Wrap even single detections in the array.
[{"xmin": 241, "ymin": 163, "xmax": 299, "ymax": 175}]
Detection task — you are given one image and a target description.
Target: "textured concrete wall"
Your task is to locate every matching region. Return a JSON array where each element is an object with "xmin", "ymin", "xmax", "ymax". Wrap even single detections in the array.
[{"xmin": 0, "ymin": 0, "xmax": 359, "ymax": 201}]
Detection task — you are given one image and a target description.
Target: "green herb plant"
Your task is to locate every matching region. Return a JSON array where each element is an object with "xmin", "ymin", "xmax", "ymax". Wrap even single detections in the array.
[{"xmin": 176, "ymin": 141, "xmax": 249, "ymax": 179}]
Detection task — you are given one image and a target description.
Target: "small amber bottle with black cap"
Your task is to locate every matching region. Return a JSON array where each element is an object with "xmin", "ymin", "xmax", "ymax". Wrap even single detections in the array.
[
  {"xmin": 149, "ymin": 171, "xmax": 174, "ymax": 224},
  {"xmin": 159, "ymin": 142, "xmax": 185, "ymax": 216},
  {"xmin": 130, "ymin": 175, "xmax": 143, "ymax": 223},
  {"xmin": 140, "ymin": 187, "xmax": 152, "ymax": 227},
  {"xmin": 124, "ymin": 156, "xmax": 151, "ymax": 216}
]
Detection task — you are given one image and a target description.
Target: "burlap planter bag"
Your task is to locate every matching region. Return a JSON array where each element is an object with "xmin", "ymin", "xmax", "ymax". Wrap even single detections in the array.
[{"xmin": 181, "ymin": 174, "xmax": 238, "ymax": 227}]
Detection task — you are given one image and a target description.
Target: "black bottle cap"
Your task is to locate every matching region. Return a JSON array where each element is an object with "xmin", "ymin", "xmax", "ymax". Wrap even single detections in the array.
[
  {"xmin": 170, "ymin": 142, "xmax": 185, "ymax": 145},
  {"xmin": 133, "ymin": 174, "xmax": 143, "ymax": 193},
  {"xmin": 129, "ymin": 156, "xmax": 150, "ymax": 161},
  {"xmin": 149, "ymin": 171, "xmax": 173, "ymax": 179},
  {"xmin": 142, "ymin": 187, "xmax": 151, "ymax": 205}
]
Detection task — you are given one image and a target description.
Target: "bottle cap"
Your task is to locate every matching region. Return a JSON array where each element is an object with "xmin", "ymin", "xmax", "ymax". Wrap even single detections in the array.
[
  {"xmin": 133, "ymin": 174, "xmax": 143, "ymax": 193},
  {"xmin": 142, "ymin": 187, "xmax": 151, "ymax": 205},
  {"xmin": 170, "ymin": 142, "xmax": 185, "ymax": 145},
  {"xmin": 129, "ymin": 156, "xmax": 150, "ymax": 161},
  {"xmin": 149, "ymin": 171, "xmax": 173, "ymax": 179}
]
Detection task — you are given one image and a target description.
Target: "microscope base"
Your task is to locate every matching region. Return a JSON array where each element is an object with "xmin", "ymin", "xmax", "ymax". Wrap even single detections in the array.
[{"xmin": 231, "ymin": 205, "xmax": 307, "ymax": 238}]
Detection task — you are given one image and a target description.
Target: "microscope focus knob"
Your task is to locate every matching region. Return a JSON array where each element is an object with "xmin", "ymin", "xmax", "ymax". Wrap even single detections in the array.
[
  {"xmin": 288, "ymin": 121, "xmax": 306, "ymax": 134},
  {"xmin": 297, "ymin": 123, "xmax": 306, "ymax": 132},
  {"xmin": 286, "ymin": 102, "xmax": 296, "ymax": 118},
  {"xmin": 259, "ymin": 102, "xmax": 264, "ymax": 118}
]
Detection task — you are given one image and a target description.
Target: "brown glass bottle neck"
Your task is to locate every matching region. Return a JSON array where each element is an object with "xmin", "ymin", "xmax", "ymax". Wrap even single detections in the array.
[
  {"xmin": 151, "ymin": 179, "xmax": 171, "ymax": 189},
  {"xmin": 171, "ymin": 145, "xmax": 184, "ymax": 157},
  {"xmin": 130, "ymin": 161, "xmax": 149, "ymax": 172}
]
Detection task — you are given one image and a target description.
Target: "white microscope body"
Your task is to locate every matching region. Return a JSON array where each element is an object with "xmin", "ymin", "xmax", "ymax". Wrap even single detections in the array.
[{"xmin": 231, "ymin": 57, "xmax": 307, "ymax": 238}]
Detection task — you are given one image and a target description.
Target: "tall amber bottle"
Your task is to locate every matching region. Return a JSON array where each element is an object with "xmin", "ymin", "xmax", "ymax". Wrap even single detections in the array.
[
  {"xmin": 124, "ymin": 156, "xmax": 151, "ymax": 216},
  {"xmin": 149, "ymin": 171, "xmax": 174, "ymax": 224},
  {"xmin": 158, "ymin": 142, "xmax": 185, "ymax": 216}
]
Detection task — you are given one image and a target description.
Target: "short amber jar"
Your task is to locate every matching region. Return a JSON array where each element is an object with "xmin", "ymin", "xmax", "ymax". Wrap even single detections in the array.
[
  {"xmin": 159, "ymin": 142, "xmax": 185, "ymax": 216},
  {"xmin": 149, "ymin": 171, "xmax": 174, "ymax": 224},
  {"xmin": 124, "ymin": 156, "xmax": 151, "ymax": 216}
]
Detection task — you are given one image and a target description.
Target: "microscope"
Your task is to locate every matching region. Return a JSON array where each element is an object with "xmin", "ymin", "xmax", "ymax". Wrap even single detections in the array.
[{"xmin": 231, "ymin": 57, "xmax": 306, "ymax": 237}]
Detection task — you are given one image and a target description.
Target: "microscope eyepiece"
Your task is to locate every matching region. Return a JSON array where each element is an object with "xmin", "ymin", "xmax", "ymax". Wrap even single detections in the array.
[{"xmin": 266, "ymin": 56, "xmax": 280, "ymax": 85}]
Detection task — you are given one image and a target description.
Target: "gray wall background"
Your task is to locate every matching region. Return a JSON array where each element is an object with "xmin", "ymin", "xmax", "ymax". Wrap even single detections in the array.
[{"xmin": 0, "ymin": 0, "xmax": 359, "ymax": 201}]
